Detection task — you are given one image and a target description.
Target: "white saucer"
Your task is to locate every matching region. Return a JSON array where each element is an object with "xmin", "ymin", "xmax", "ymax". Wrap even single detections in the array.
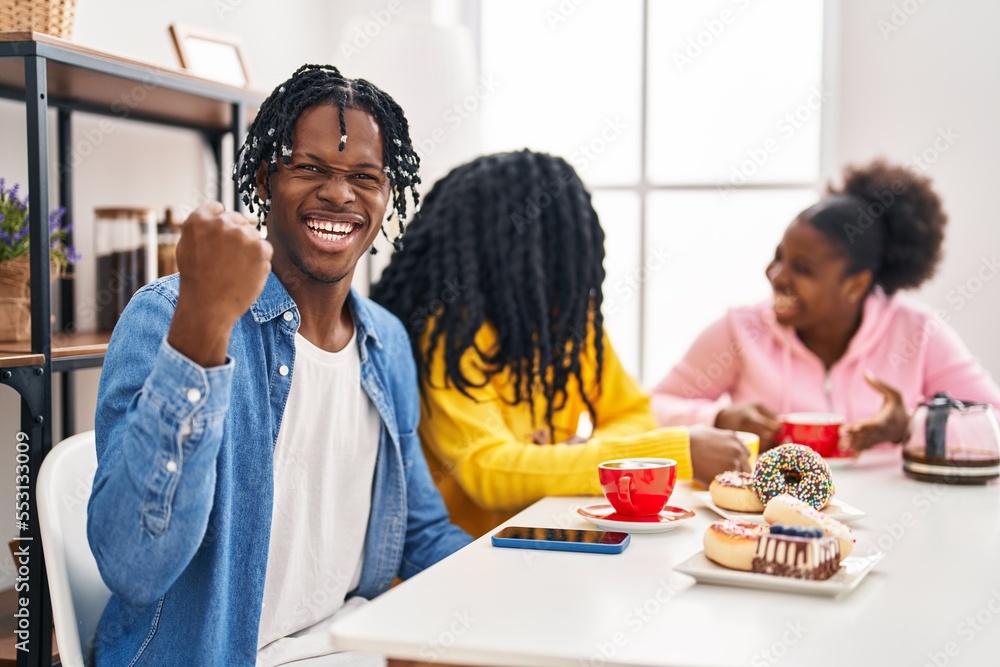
[{"xmin": 576, "ymin": 502, "xmax": 695, "ymax": 534}]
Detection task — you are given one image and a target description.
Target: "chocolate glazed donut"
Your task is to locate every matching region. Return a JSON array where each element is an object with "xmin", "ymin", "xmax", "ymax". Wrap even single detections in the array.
[{"xmin": 752, "ymin": 444, "xmax": 834, "ymax": 509}]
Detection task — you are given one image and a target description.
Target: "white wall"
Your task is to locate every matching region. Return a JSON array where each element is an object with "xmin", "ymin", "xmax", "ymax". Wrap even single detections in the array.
[{"xmin": 834, "ymin": 0, "xmax": 1000, "ymax": 379}]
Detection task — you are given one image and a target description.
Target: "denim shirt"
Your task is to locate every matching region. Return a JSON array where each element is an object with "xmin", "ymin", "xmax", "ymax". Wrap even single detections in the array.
[{"xmin": 88, "ymin": 273, "xmax": 471, "ymax": 666}]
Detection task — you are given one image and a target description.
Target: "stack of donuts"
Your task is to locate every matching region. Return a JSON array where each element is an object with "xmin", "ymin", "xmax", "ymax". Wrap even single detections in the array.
[
  {"xmin": 703, "ymin": 495, "xmax": 855, "ymax": 576},
  {"xmin": 702, "ymin": 444, "xmax": 855, "ymax": 579},
  {"xmin": 709, "ymin": 444, "xmax": 835, "ymax": 512},
  {"xmin": 704, "ymin": 494, "xmax": 854, "ymax": 578}
]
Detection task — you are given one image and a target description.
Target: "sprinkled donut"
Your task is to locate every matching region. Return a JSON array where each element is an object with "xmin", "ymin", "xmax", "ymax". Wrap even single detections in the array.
[
  {"xmin": 752, "ymin": 444, "xmax": 834, "ymax": 509},
  {"xmin": 710, "ymin": 471, "xmax": 765, "ymax": 512}
]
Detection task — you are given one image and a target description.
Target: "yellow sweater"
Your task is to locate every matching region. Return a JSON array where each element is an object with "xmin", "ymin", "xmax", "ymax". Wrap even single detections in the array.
[{"xmin": 418, "ymin": 324, "xmax": 692, "ymax": 537}]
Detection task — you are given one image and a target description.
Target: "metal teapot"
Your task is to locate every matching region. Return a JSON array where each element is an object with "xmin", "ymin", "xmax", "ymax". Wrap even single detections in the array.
[{"xmin": 902, "ymin": 392, "xmax": 1000, "ymax": 484}]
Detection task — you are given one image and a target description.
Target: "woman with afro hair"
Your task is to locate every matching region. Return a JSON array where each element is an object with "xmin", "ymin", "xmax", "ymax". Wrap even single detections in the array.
[
  {"xmin": 373, "ymin": 150, "xmax": 750, "ymax": 536},
  {"xmin": 652, "ymin": 160, "xmax": 1000, "ymax": 454}
]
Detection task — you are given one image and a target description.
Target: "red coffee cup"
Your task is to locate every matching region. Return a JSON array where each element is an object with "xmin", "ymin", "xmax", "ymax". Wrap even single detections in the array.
[
  {"xmin": 598, "ymin": 458, "xmax": 678, "ymax": 516},
  {"xmin": 776, "ymin": 412, "xmax": 845, "ymax": 458}
]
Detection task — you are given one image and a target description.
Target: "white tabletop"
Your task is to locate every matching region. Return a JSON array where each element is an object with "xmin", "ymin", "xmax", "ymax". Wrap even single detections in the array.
[{"xmin": 330, "ymin": 447, "xmax": 1000, "ymax": 666}]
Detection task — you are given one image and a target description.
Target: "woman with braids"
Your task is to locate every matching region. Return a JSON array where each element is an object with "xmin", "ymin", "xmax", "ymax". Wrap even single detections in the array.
[
  {"xmin": 652, "ymin": 160, "xmax": 1000, "ymax": 454},
  {"xmin": 89, "ymin": 64, "xmax": 470, "ymax": 666},
  {"xmin": 372, "ymin": 150, "xmax": 749, "ymax": 537}
]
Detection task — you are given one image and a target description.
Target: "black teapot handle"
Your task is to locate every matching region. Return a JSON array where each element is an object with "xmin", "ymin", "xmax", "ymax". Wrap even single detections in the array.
[{"xmin": 925, "ymin": 392, "xmax": 957, "ymax": 458}]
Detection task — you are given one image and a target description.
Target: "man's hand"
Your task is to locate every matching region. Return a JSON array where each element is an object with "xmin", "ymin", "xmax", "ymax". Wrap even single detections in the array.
[
  {"xmin": 167, "ymin": 203, "xmax": 272, "ymax": 367},
  {"xmin": 689, "ymin": 424, "xmax": 751, "ymax": 486},
  {"xmin": 715, "ymin": 402, "xmax": 782, "ymax": 451},
  {"xmin": 839, "ymin": 372, "xmax": 910, "ymax": 453}
]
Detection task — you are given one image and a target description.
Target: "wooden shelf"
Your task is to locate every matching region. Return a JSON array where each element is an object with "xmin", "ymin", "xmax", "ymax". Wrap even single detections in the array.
[
  {"xmin": 0, "ymin": 32, "xmax": 264, "ymax": 131},
  {"xmin": 0, "ymin": 331, "xmax": 110, "ymax": 370}
]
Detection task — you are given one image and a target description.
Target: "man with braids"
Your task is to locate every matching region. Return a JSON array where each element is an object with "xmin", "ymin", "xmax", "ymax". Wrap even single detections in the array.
[
  {"xmin": 89, "ymin": 64, "xmax": 470, "ymax": 666},
  {"xmin": 371, "ymin": 150, "xmax": 750, "ymax": 537},
  {"xmin": 652, "ymin": 160, "xmax": 1000, "ymax": 452}
]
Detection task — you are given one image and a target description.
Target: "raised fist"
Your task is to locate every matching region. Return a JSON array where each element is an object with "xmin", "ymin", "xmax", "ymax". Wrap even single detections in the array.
[{"xmin": 167, "ymin": 203, "xmax": 272, "ymax": 367}]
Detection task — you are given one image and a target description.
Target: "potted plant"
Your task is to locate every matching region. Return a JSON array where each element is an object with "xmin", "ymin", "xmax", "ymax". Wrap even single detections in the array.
[{"xmin": 0, "ymin": 178, "xmax": 79, "ymax": 342}]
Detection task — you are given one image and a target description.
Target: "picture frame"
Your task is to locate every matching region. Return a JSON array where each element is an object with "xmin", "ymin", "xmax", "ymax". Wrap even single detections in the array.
[{"xmin": 169, "ymin": 23, "xmax": 254, "ymax": 88}]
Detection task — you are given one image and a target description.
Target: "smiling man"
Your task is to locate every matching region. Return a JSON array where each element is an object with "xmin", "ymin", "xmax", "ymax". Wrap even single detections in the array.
[{"xmin": 88, "ymin": 64, "xmax": 471, "ymax": 667}]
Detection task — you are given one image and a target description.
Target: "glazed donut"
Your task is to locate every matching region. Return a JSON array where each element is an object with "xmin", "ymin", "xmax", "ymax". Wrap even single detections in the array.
[
  {"xmin": 709, "ymin": 471, "xmax": 765, "ymax": 512},
  {"xmin": 752, "ymin": 444, "xmax": 835, "ymax": 509},
  {"xmin": 763, "ymin": 494, "xmax": 854, "ymax": 559},
  {"xmin": 703, "ymin": 519, "xmax": 771, "ymax": 571}
]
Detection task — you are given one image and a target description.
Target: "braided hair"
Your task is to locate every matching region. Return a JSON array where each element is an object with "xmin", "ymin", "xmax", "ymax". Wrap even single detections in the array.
[
  {"xmin": 799, "ymin": 159, "xmax": 947, "ymax": 295},
  {"xmin": 234, "ymin": 64, "xmax": 420, "ymax": 245},
  {"xmin": 371, "ymin": 150, "xmax": 607, "ymax": 441}
]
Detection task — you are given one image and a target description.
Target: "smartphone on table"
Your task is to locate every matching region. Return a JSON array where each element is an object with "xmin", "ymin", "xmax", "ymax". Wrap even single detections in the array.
[{"xmin": 491, "ymin": 526, "xmax": 630, "ymax": 554}]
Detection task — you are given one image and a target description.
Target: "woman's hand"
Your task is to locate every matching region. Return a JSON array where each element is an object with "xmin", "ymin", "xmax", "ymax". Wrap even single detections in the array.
[
  {"xmin": 839, "ymin": 372, "xmax": 910, "ymax": 452},
  {"xmin": 714, "ymin": 403, "xmax": 782, "ymax": 451},
  {"xmin": 689, "ymin": 424, "xmax": 751, "ymax": 486}
]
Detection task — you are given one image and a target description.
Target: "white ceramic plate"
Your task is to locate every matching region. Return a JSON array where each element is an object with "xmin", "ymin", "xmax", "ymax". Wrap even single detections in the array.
[
  {"xmin": 692, "ymin": 491, "xmax": 867, "ymax": 524},
  {"xmin": 576, "ymin": 502, "xmax": 696, "ymax": 534},
  {"xmin": 674, "ymin": 550, "xmax": 884, "ymax": 598}
]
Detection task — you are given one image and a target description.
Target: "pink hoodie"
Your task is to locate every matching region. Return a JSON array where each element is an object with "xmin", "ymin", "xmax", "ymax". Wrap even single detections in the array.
[{"xmin": 651, "ymin": 291, "xmax": 1000, "ymax": 427}]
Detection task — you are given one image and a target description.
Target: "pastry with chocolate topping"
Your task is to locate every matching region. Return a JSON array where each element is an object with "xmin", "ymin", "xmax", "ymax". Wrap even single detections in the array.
[{"xmin": 751, "ymin": 525, "xmax": 841, "ymax": 581}]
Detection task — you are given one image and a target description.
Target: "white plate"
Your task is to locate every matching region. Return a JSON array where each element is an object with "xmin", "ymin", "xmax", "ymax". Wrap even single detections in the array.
[
  {"xmin": 576, "ymin": 502, "xmax": 696, "ymax": 534},
  {"xmin": 825, "ymin": 456, "xmax": 860, "ymax": 469},
  {"xmin": 674, "ymin": 550, "xmax": 884, "ymax": 598},
  {"xmin": 692, "ymin": 491, "xmax": 867, "ymax": 524}
]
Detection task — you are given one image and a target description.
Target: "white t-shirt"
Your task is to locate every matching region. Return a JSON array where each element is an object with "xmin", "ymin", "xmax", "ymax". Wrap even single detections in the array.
[{"xmin": 256, "ymin": 330, "xmax": 382, "ymax": 667}]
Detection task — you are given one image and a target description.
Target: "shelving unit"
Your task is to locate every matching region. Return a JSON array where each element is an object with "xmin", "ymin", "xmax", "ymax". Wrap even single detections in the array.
[{"xmin": 0, "ymin": 32, "xmax": 262, "ymax": 667}]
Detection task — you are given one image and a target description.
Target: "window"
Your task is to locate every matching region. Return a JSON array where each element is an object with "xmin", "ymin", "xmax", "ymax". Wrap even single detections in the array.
[{"xmin": 480, "ymin": 0, "xmax": 827, "ymax": 383}]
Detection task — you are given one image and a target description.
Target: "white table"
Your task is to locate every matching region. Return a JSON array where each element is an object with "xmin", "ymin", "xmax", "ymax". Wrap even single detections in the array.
[{"xmin": 331, "ymin": 448, "xmax": 1000, "ymax": 666}]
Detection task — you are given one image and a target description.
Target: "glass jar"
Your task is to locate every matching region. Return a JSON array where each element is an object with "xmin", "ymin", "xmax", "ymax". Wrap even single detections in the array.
[
  {"xmin": 94, "ymin": 207, "xmax": 157, "ymax": 332},
  {"xmin": 157, "ymin": 207, "xmax": 182, "ymax": 278}
]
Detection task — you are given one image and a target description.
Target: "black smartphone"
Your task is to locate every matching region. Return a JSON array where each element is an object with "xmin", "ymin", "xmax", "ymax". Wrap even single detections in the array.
[{"xmin": 491, "ymin": 526, "xmax": 630, "ymax": 554}]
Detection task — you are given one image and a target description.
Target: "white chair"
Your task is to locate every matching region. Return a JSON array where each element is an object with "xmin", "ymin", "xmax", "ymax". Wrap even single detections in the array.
[{"xmin": 37, "ymin": 430, "xmax": 112, "ymax": 667}]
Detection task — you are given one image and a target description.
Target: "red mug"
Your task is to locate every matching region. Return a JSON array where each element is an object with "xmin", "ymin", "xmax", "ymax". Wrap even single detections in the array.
[
  {"xmin": 598, "ymin": 458, "xmax": 678, "ymax": 516},
  {"xmin": 776, "ymin": 412, "xmax": 845, "ymax": 458}
]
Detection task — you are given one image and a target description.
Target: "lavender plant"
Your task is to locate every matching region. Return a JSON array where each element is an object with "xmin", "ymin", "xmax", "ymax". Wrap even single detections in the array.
[{"xmin": 0, "ymin": 178, "xmax": 80, "ymax": 270}]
